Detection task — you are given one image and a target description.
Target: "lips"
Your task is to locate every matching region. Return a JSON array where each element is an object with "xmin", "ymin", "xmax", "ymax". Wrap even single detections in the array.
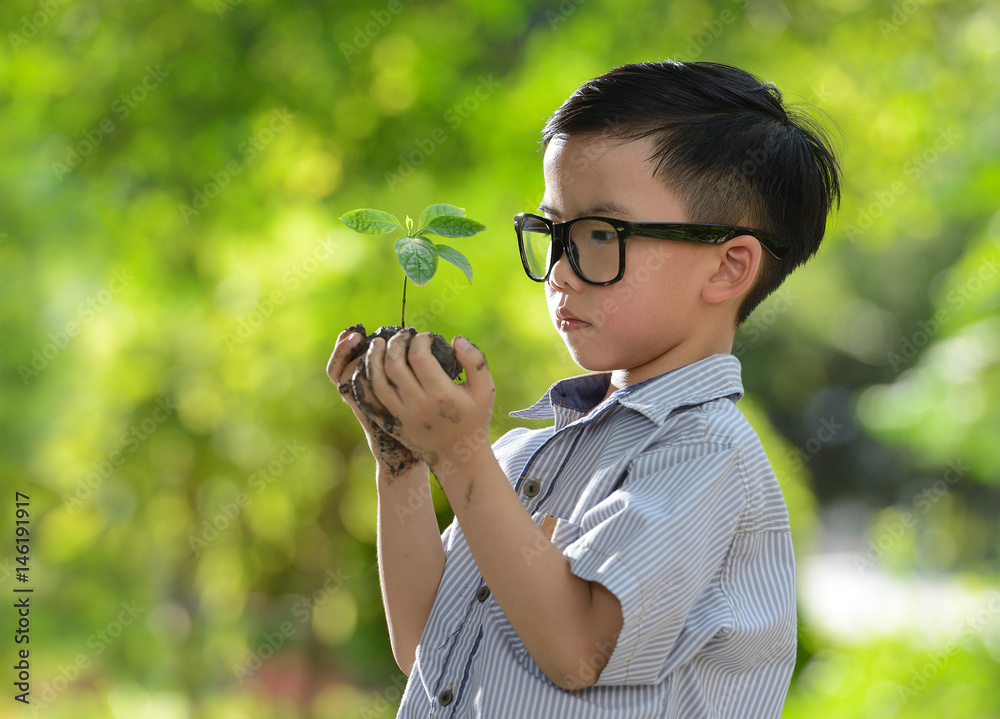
[{"xmin": 555, "ymin": 305, "xmax": 589, "ymax": 332}]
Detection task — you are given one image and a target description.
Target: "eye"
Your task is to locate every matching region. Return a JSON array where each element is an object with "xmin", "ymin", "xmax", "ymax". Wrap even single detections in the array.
[
  {"xmin": 589, "ymin": 228, "xmax": 616, "ymax": 244},
  {"xmin": 571, "ymin": 218, "xmax": 619, "ymax": 246}
]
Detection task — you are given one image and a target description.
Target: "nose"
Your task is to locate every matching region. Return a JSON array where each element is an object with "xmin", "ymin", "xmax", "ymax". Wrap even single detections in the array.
[{"xmin": 547, "ymin": 244, "xmax": 583, "ymax": 292}]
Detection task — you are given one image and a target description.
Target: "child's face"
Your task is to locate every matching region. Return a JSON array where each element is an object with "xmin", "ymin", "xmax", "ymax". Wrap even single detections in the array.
[{"xmin": 539, "ymin": 134, "xmax": 724, "ymax": 382}]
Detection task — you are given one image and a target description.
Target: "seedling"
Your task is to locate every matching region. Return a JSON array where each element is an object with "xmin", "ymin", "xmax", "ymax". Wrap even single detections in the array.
[
  {"xmin": 339, "ymin": 203, "xmax": 486, "ymax": 327},
  {"xmin": 337, "ymin": 203, "xmax": 487, "ymax": 476}
]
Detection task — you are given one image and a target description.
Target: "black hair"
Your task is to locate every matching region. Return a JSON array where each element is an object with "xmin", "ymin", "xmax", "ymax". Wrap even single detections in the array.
[{"xmin": 541, "ymin": 61, "xmax": 842, "ymax": 325}]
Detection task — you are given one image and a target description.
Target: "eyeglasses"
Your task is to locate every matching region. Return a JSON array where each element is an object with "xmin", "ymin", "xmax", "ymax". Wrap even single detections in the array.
[{"xmin": 514, "ymin": 213, "xmax": 789, "ymax": 286}]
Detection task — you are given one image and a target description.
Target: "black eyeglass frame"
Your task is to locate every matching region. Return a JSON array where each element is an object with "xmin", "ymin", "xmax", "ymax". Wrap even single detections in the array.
[{"xmin": 514, "ymin": 212, "xmax": 790, "ymax": 286}]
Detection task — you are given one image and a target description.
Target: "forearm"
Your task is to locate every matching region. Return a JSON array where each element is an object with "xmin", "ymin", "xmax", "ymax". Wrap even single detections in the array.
[
  {"xmin": 376, "ymin": 462, "xmax": 447, "ymax": 675},
  {"xmin": 438, "ymin": 448, "xmax": 622, "ymax": 688}
]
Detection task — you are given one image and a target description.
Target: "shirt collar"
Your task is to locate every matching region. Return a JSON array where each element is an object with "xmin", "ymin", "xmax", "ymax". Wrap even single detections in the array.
[{"xmin": 510, "ymin": 354, "xmax": 744, "ymax": 428}]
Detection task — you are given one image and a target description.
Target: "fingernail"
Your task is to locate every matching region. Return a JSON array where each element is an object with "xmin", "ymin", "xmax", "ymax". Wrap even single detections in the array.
[
  {"xmin": 456, "ymin": 335, "xmax": 470, "ymax": 348},
  {"xmin": 346, "ymin": 332, "xmax": 360, "ymax": 346}
]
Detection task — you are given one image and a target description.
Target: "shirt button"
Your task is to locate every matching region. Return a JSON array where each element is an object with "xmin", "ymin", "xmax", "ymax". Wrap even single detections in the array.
[
  {"xmin": 476, "ymin": 585, "xmax": 490, "ymax": 602},
  {"xmin": 522, "ymin": 479, "xmax": 540, "ymax": 497},
  {"xmin": 438, "ymin": 688, "xmax": 454, "ymax": 706}
]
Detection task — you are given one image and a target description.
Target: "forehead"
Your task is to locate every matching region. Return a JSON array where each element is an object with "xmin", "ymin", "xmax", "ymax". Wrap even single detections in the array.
[
  {"xmin": 542, "ymin": 134, "xmax": 649, "ymax": 180},
  {"xmin": 540, "ymin": 134, "xmax": 686, "ymax": 221}
]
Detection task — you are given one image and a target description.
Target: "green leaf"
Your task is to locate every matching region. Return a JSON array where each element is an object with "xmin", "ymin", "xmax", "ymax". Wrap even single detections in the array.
[
  {"xmin": 417, "ymin": 203, "xmax": 464, "ymax": 233},
  {"xmin": 405, "ymin": 215, "xmax": 414, "ymax": 233},
  {"xmin": 436, "ymin": 245, "xmax": 473, "ymax": 283},
  {"xmin": 339, "ymin": 208, "xmax": 402, "ymax": 235},
  {"xmin": 394, "ymin": 235, "xmax": 439, "ymax": 286},
  {"xmin": 421, "ymin": 215, "xmax": 487, "ymax": 238}
]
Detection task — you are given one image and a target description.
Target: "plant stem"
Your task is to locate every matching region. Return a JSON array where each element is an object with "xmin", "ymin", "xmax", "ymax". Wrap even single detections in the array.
[{"xmin": 401, "ymin": 275, "xmax": 408, "ymax": 327}]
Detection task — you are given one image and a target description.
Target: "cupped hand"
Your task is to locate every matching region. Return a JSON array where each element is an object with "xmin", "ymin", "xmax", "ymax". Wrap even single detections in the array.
[
  {"xmin": 362, "ymin": 331, "xmax": 495, "ymax": 481},
  {"xmin": 326, "ymin": 328, "xmax": 425, "ymax": 477}
]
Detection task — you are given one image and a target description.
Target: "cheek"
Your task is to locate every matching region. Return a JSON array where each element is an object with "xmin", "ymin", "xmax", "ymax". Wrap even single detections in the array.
[{"xmin": 602, "ymin": 266, "xmax": 692, "ymax": 332}]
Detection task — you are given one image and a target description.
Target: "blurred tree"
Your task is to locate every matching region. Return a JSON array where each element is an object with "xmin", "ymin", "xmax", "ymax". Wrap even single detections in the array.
[{"xmin": 1, "ymin": 0, "xmax": 997, "ymax": 717}]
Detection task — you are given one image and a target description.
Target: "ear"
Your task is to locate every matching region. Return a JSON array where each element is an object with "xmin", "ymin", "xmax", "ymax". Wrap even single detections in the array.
[{"xmin": 701, "ymin": 235, "xmax": 763, "ymax": 306}]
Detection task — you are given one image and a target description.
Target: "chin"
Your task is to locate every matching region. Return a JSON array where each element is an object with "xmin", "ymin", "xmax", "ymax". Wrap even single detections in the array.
[{"xmin": 562, "ymin": 341, "xmax": 618, "ymax": 373}]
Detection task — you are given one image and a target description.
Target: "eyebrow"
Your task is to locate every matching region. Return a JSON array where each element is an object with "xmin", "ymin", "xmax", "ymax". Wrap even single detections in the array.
[{"xmin": 537, "ymin": 200, "xmax": 637, "ymax": 220}]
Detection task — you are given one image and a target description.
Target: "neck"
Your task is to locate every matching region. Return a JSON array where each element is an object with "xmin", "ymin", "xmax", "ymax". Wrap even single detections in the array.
[{"xmin": 602, "ymin": 330, "xmax": 735, "ymax": 401}]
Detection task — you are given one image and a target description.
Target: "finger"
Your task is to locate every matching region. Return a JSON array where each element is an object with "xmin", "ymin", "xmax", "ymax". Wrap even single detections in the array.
[
  {"xmin": 452, "ymin": 335, "xmax": 495, "ymax": 399},
  {"xmin": 403, "ymin": 332, "xmax": 449, "ymax": 391},
  {"xmin": 383, "ymin": 328, "xmax": 416, "ymax": 391},
  {"xmin": 347, "ymin": 355, "xmax": 421, "ymax": 470},
  {"xmin": 327, "ymin": 330, "xmax": 364, "ymax": 394},
  {"xmin": 364, "ymin": 337, "xmax": 402, "ymax": 409},
  {"xmin": 352, "ymin": 354, "xmax": 397, "ymax": 434}
]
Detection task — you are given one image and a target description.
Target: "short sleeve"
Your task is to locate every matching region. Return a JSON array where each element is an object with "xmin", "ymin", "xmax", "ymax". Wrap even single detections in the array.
[
  {"xmin": 441, "ymin": 516, "xmax": 460, "ymax": 555},
  {"xmin": 562, "ymin": 440, "xmax": 747, "ymax": 686}
]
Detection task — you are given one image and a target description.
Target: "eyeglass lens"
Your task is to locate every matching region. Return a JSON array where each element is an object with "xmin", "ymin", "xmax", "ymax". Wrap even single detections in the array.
[{"xmin": 521, "ymin": 217, "xmax": 621, "ymax": 283}]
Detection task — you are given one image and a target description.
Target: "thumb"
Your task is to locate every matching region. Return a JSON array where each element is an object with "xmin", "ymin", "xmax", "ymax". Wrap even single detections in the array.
[{"xmin": 453, "ymin": 335, "xmax": 494, "ymax": 398}]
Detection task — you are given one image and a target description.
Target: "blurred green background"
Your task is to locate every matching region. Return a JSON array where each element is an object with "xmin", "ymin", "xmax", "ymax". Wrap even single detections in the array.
[{"xmin": 2, "ymin": 0, "xmax": 998, "ymax": 717}]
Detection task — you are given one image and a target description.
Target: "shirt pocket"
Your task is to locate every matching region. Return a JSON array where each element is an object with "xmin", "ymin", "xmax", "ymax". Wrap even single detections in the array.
[{"xmin": 548, "ymin": 515, "xmax": 584, "ymax": 549}]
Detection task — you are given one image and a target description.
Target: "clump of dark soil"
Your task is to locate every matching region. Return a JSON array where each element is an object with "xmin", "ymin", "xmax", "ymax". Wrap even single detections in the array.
[
  {"xmin": 341, "ymin": 324, "xmax": 463, "ymax": 476},
  {"xmin": 344, "ymin": 324, "xmax": 463, "ymax": 379}
]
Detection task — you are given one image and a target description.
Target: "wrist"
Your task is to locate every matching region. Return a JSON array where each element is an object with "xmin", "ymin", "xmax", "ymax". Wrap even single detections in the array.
[
  {"xmin": 376, "ymin": 461, "xmax": 438, "ymax": 528},
  {"xmin": 376, "ymin": 459, "xmax": 429, "ymax": 490},
  {"xmin": 430, "ymin": 442, "xmax": 495, "ymax": 501}
]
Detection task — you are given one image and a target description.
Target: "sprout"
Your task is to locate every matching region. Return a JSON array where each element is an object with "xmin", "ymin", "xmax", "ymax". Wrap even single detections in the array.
[{"xmin": 339, "ymin": 204, "xmax": 486, "ymax": 326}]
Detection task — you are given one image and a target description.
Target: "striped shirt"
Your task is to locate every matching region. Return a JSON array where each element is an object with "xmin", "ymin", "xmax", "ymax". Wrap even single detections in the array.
[{"xmin": 396, "ymin": 354, "xmax": 796, "ymax": 718}]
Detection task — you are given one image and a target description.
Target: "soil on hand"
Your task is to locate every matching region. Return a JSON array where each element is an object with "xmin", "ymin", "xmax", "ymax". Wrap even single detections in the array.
[
  {"xmin": 345, "ymin": 324, "xmax": 463, "ymax": 379},
  {"xmin": 344, "ymin": 324, "xmax": 464, "ymax": 477}
]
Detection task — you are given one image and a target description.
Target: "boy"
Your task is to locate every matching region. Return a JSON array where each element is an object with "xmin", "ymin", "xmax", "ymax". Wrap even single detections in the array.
[{"xmin": 327, "ymin": 61, "xmax": 840, "ymax": 717}]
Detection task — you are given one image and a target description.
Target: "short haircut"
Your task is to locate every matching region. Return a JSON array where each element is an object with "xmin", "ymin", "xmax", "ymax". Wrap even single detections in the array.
[{"xmin": 541, "ymin": 61, "xmax": 842, "ymax": 325}]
